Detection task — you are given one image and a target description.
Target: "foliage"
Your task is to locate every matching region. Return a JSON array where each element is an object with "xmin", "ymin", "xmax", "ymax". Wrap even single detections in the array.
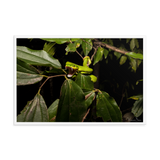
[{"xmin": 17, "ymin": 38, "xmax": 143, "ymax": 122}]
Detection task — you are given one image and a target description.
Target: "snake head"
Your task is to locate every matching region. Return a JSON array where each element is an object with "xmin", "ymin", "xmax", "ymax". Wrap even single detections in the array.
[{"xmin": 65, "ymin": 62, "xmax": 78, "ymax": 77}]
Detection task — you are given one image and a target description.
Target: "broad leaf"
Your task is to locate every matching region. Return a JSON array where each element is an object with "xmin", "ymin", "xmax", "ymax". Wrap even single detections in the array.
[
  {"xmin": 131, "ymin": 97, "xmax": 143, "ymax": 117},
  {"xmin": 93, "ymin": 47, "xmax": 104, "ymax": 65},
  {"xmin": 41, "ymin": 38, "xmax": 70, "ymax": 44},
  {"xmin": 75, "ymin": 73, "xmax": 94, "ymax": 91},
  {"xmin": 65, "ymin": 43, "xmax": 77, "ymax": 52},
  {"xmin": 126, "ymin": 52, "xmax": 143, "ymax": 60},
  {"xmin": 17, "ymin": 93, "xmax": 49, "ymax": 122},
  {"xmin": 17, "ymin": 59, "xmax": 43, "ymax": 85},
  {"xmin": 119, "ymin": 55, "xmax": 127, "ymax": 65},
  {"xmin": 114, "ymin": 51, "xmax": 121, "ymax": 59},
  {"xmin": 82, "ymin": 39, "xmax": 93, "ymax": 56},
  {"xmin": 103, "ymin": 49, "xmax": 109, "ymax": 59},
  {"xmin": 74, "ymin": 39, "xmax": 82, "ymax": 48},
  {"xmin": 48, "ymin": 99, "xmax": 59, "ymax": 122},
  {"xmin": 43, "ymin": 42, "xmax": 56, "ymax": 56},
  {"xmin": 17, "ymin": 46, "xmax": 61, "ymax": 69},
  {"xmin": 56, "ymin": 79, "xmax": 87, "ymax": 122},
  {"xmin": 96, "ymin": 91, "xmax": 122, "ymax": 122},
  {"xmin": 84, "ymin": 91, "xmax": 95, "ymax": 109}
]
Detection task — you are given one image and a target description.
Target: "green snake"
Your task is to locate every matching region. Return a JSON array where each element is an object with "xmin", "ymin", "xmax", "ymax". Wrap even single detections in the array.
[{"xmin": 65, "ymin": 56, "xmax": 97, "ymax": 82}]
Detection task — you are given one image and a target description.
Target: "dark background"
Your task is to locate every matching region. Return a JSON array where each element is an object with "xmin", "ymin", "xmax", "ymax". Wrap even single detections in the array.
[{"xmin": 17, "ymin": 38, "xmax": 143, "ymax": 122}]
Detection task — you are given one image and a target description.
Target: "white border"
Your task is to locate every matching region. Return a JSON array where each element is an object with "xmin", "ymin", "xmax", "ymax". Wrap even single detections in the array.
[{"xmin": 14, "ymin": 35, "xmax": 145, "ymax": 126}]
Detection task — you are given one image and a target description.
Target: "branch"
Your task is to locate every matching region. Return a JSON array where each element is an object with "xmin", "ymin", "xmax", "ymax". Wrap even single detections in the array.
[
  {"xmin": 39, "ymin": 74, "xmax": 66, "ymax": 91},
  {"xmin": 82, "ymin": 108, "xmax": 90, "ymax": 122},
  {"xmin": 69, "ymin": 40, "xmax": 83, "ymax": 60},
  {"xmin": 94, "ymin": 41, "xmax": 129, "ymax": 55},
  {"xmin": 90, "ymin": 46, "xmax": 99, "ymax": 62}
]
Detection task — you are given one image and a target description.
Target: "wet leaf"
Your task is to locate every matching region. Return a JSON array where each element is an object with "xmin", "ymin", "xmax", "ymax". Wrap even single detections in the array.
[
  {"xmin": 17, "ymin": 93, "xmax": 49, "ymax": 122},
  {"xmin": 56, "ymin": 79, "xmax": 87, "ymax": 122}
]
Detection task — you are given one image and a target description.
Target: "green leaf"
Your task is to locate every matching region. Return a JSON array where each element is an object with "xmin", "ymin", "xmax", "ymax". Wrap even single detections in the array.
[
  {"xmin": 65, "ymin": 43, "xmax": 77, "ymax": 52},
  {"xmin": 103, "ymin": 49, "xmax": 109, "ymax": 59},
  {"xmin": 114, "ymin": 51, "xmax": 121, "ymax": 59},
  {"xmin": 84, "ymin": 91, "xmax": 95, "ymax": 109},
  {"xmin": 128, "ymin": 95, "xmax": 143, "ymax": 100},
  {"xmin": 93, "ymin": 47, "xmax": 104, "ymax": 65},
  {"xmin": 56, "ymin": 79, "xmax": 87, "ymax": 122},
  {"xmin": 41, "ymin": 38, "xmax": 70, "ymax": 44},
  {"xmin": 74, "ymin": 39, "xmax": 82, "ymax": 48},
  {"xmin": 126, "ymin": 52, "xmax": 143, "ymax": 60},
  {"xmin": 129, "ymin": 57, "xmax": 137, "ymax": 72},
  {"xmin": 17, "ymin": 59, "xmax": 43, "ymax": 85},
  {"xmin": 75, "ymin": 73, "xmax": 94, "ymax": 91},
  {"xmin": 131, "ymin": 97, "xmax": 143, "ymax": 117},
  {"xmin": 17, "ymin": 46, "xmax": 62, "ymax": 69},
  {"xmin": 48, "ymin": 99, "xmax": 59, "ymax": 122},
  {"xmin": 71, "ymin": 38, "xmax": 80, "ymax": 41},
  {"xmin": 135, "ymin": 39, "xmax": 139, "ymax": 48},
  {"xmin": 96, "ymin": 91, "xmax": 122, "ymax": 122},
  {"xmin": 119, "ymin": 55, "xmax": 127, "ymax": 65},
  {"xmin": 43, "ymin": 42, "xmax": 56, "ymax": 56},
  {"xmin": 82, "ymin": 39, "xmax": 93, "ymax": 56},
  {"xmin": 136, "ymin": 79, "xmax": 143, "ymax": 85},
  {"xmin": 130, "ymin": 39, "xmax": 136, "ymax": 51},
  {"xmin": 17, "ymin": 93, "xmax": 49, "ymax": 122}
]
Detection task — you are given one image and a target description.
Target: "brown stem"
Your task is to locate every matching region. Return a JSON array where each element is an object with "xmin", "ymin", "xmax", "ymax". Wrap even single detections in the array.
[
  {"xmin": 39, "ymin": 74, "xmax": 66, "ymax": 91},
  {"xmin": 91, "ymin": 46, "xmax": 99, "ymax": 62},
  {"xmin": 82, "ymin": 108, "xmax": 90, "ymax": 122}
]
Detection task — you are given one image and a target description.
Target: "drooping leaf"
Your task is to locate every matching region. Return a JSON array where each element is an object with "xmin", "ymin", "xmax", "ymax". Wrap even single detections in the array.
[
  {"xmin": 41, "ymin": 38, "xmax": 70, "ymax": 44},
  {"xmin": 75, "ymin": 73, "xmax": 94, "ymax": 91},
  {"xmin": 48, "ymin": 99, "xmax": 59, "ymax": 122},
  {"xmin": 119, "ymin": 55, "xmax": 127, "ymax": 65},
  {"xmin": 129, "ymin": 57, "xmax": 137, "ymax": 72},
  {"xmin": 93, "ymin": 47, "xmax": 104, "ymax": 65},
  {"xmin": 136, "ymin": 79, "xmax": 143, "ymax": 85},
  {"xmin": 96, "ymin": 91, "xmax": 122, "ymax": 122},
  {"xmin": 82, "ymin": 39, "xmax": 93, "ymax": 56},
  {"xmin": 103, "ymin": 49, "xmax": 109, "ymax": 59},
  {"xmin": 84, "ymin": 91, "xmax": 95, "ymax": 109},
  {"xmin": 131, "ymin": 97, "xmax": 143, "ymax": 117},
  {"xmin": 56, "ymin": 79, "xmax": 87, "ymax": 122},
  {"xmin": 17, "ymin": 59, "xmax": 43, "ymax": 85},
  {"xmin": 130, "ymin": 39, "xmax": 136, "ymax": 51},
  {"xmin": 126, "ymin": 52, "xmax": 143, "ymax": 60},
  {"xmin": 17, "ymin": 93, "xmax": 49, "ymax": 122},
  {"xmin": 17, "ymin": 46, "xmax": 62, "ymax": 69},
  {"xmin": 135, "ymin": 39, "xmax": 139, "ymax": 48},
  {"xmin": 114, "ymin": 51, "xmax": 121, "ymax": 59},
  {"xmin": 43, "ymin": 42, "xmax": 56, "ymax": 56}
]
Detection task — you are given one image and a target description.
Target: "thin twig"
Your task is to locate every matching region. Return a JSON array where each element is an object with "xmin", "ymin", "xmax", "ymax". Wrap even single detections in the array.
[
  {"xmin": 82, "ymin": 108, "xmax": 90, "ymax": 122},
  {"xmin": 91, "ymin": 46, "xmax": 99, "ymax": 61},
  {"xmin": 94, "ymin": 41, "xmax": 129, "ymax": 55},
  {"xmin": 39, "ymin": 74, "xmax": 66, "ymax": 91},
  {"xmin": 69, "ymin": 40, "xmax": 83, "ymax": 59},
  {"xmin": 81, "ymin": 38, "xmax": 96, "ymax": 50}
]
